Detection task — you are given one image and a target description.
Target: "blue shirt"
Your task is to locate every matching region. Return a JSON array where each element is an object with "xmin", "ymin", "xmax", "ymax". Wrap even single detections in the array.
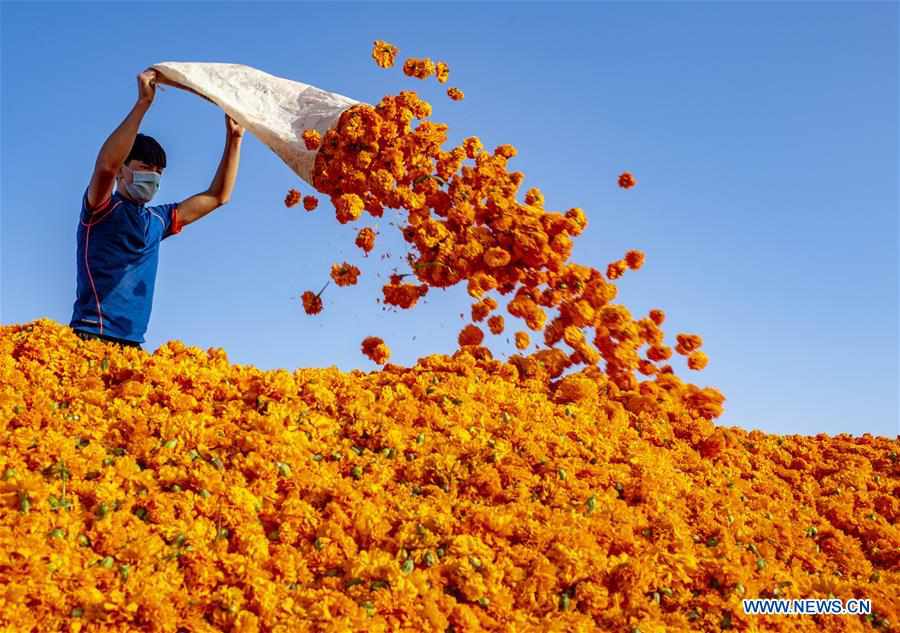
[{"xmin": 70, "ymin": 187, "xmax": 182, "ymax": 344}]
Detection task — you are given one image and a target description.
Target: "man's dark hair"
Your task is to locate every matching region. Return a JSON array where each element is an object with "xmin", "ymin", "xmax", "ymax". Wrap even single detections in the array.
[{"xmin": 125, "ymin": 133, "xmax": 167, "ymax": 169}]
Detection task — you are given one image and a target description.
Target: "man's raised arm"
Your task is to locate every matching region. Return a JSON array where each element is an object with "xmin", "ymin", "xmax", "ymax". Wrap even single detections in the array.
[
  {"xmin": 175, "ymin": 114, "xmax": 244, "ymax": 226},
  {"xmin": 86, "ymin": 69, "xmax": 158, "ymax": 211}
]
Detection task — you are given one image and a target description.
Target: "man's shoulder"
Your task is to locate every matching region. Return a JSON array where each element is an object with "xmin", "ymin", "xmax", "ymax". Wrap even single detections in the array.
[{"xmin": 81, "ymin": 189, "xmax": 130, "ymax": 224}]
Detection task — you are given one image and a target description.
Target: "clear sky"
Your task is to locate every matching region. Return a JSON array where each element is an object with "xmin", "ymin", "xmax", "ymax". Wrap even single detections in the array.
[{"xmin": 1, "ymin": 2, "xmax": 897, "ymax": 437}]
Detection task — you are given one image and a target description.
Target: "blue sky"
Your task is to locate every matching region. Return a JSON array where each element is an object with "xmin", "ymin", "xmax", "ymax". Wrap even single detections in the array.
[{"xmin": 1, "ymin": 2, "xmax": 897, "ymax": 437}]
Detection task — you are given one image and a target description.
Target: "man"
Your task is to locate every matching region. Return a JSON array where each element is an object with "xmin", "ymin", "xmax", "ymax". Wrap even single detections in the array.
[{"xmin": 70, "ymin": 68, "xmax": 244, "ymax": 350}]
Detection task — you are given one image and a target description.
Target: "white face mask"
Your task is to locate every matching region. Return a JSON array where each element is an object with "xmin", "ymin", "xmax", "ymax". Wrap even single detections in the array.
[{"xmin": 123, "ymin": 165, "xmax": 161, "ymax": 203}]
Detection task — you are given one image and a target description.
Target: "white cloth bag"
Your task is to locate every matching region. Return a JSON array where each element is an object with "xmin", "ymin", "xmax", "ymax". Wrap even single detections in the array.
[{"xmin": 152, "ymin": 62, "xmax": 360, "ymax": 185}]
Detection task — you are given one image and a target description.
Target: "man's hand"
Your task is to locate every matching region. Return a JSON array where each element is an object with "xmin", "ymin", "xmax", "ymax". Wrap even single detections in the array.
[
  {"xmin": 137, "ymin": 69, "xmax": 158, "ymax": 105},
  {"xmin": 226, "ymin": 114, "xmax": 245, "ymax": 140}
]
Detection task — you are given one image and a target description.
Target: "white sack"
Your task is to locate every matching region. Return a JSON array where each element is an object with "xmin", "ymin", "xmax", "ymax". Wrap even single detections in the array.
[{"xmin": 151, "ymin": 62, "xmax": 360, "ymax": 185}]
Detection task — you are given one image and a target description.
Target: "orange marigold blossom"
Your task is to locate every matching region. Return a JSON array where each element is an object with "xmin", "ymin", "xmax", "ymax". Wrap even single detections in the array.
[
  {"xmin": 471, "ymin": 297, "xmax": 497, "ymax": 322},
  {"xmin": 302, "ymin": 129, "xmax": 321, "ymax": 151},
  {"xmin": 355, "ymin": 227, "xmax": 376, "ymax": 255},
  {"xmin": 514, "ymin": 331, "xmax": 530, "ymax": 349},
  {"xmin": 435, "ymin": 61, "xmax": 450, "ymax": 84},
  {"xmin": 625, "ymin": 249, "xmax": 645, "ymax": 270},
  {"xmin": 334, "ymin": 193, "xmax": 364, "ymax": 224},
  {"xmin": 360, "ymin": 335, "xmax": 390, "ymax": 364},
  {"xmin": 301, "ymin": 289, "xmax": 323, "ymax": 315},
  {"xmin": 383, "ymin": 280, "xmax": 428, "ymax": 309},
  {"xmin": 606, "ymin": 260, "xmax": 627, "ymax": 280},
  {"xmin": 402, "ymin": 57, "xmax": 436, "ymax": 80},
  {"xmin": 372, "ymin": 40, "xmax": 399, "ymax": 69},
  {"xmin": 688, "ymin": 350, "xmax": 709, "ymax": 370},
  {"xmin": 284, "ymin": 188, "xmax": 300, "ymax": 208},
  {"xmin": 303, "ymin": 195, "xmax": 319, "ymax": 211},
  {"xmin": 676, "ymin": 333, "xmax": 703, "ymax": 355},
  {"xmin": 458, "ymin": 323, "xmax": 484, "ymax": 346},
  {"xmin": 618, "ymin": 171, "xmax": 636, "ymax": 189},
  {"xmin": 330, "ymin": 262, "xmax": 361, "ymax": 287},
  {"xmin": 524, "ymin": 187, "xmax": 544, "ymax": 207},
  {"xmin": 487, "ymin": 315, "xmax": 504, "ymax": 335},
  {"xmin": 447, "ymin": 87, "xmax": 464, "ymax": 101}
]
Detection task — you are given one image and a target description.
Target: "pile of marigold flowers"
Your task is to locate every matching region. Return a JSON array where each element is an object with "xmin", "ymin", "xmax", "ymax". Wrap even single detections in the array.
[{"xmin": 0, "ymin": 320, "xmax": 897, "ymax": 632}]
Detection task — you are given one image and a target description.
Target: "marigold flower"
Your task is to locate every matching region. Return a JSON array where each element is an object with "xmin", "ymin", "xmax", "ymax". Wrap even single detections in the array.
[
  {"xmin": 284, "ymin": 189, "xmax": 300, "ymax": 208},
  {"xmin": 372, "ymin": 40, "xmax": 399, "ymax": 69},
  {"xmin": 647, "ymin": 345, "xmax": 672, "ymax": 362},
  {"xmin": 618, "ymin": 171, "xmax": 636, "ymax": 189},
  {"xmin": 514, "ymin": 331, "xmax": 530, "ymax": 349},
  {"xmin": 435, "ymin": 61, "xmax": 450, "ymax": 84},
  {"xmin": 458, "ymin": 324, "xmax": 484, "ymax": 346},
  {"xmin": 361, "ymin": 336, "xmax": 390, "ymax": 364},
  {"xmin": 301, "ymin": 290, "xmax": 323, "ymax": 315},
  {"xmin": 335, "ymin": 193, "xmax": 364, "ymax": 224},
  {"xmin": 487, "ymin": 315, "xmax": 504, "ymax": 335},
  {"xmin": 463, "ymin": 137, "xmax": 484, "ymax": 159},
  {"xmin": 524, "ymin": 188, "xmax": 544, "ymax": 207},
  {"xmin": 494, "ymin": 144, "xmax": 516, "ymax": 158},
  {"xmin": 383, "ymin": 281, "xmax": 428, "ymax": 309},
  {"xmin": 483, "ymin": 247, "xmax": 511, "ymax": 268},
  {"xmin": 564, "ymin": 207, "xmax": 587, "ymax": 235},
  {"xmin": 302, "ymin": 129, "xmax": 321, "ymax": 151},
  {"xmin": 403, "ymin": 57, "xmax": 436, "ymax": 80},
  {"xmin": 553, "ymin": 374, "xmax": 596, "ymax": 404},
  {"xmin": 624, "ymin": 249, "xmax": 645, "ymax": 270},
  {"xmin": 471, "ymin": 298, "xmax": 496, "ymax": 322},
  {"xmin": 649, "ymin": 309, "xmax": 665, "ymax": 325},
  {"xmin": 687, "ymin": 351, "xmax": 709, "ymax": 370},
  {"xmin": 355, "ymin": 227, "xmax": 376, "ymax": 255},
  {"xmin": 606, "ymin": 260, "xmax": 627, "ymax": 280},
  {"xmin": 675, "ymin": 333, "xmax": 703, "ymax": 355},
  {"xmin": 447, "ymin": 87, "xmax": 464, "ymax": 101},
  {"xmin": 303, "ymin": 195, "xmax": 319, "ymax": 211},
  {"xmin": 683, "ymin": 385, "xmax": 726, "ymax": 419},
  {"xmin": 330, "ymin": 262, "xmax": 361, "ymax": 287}
]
